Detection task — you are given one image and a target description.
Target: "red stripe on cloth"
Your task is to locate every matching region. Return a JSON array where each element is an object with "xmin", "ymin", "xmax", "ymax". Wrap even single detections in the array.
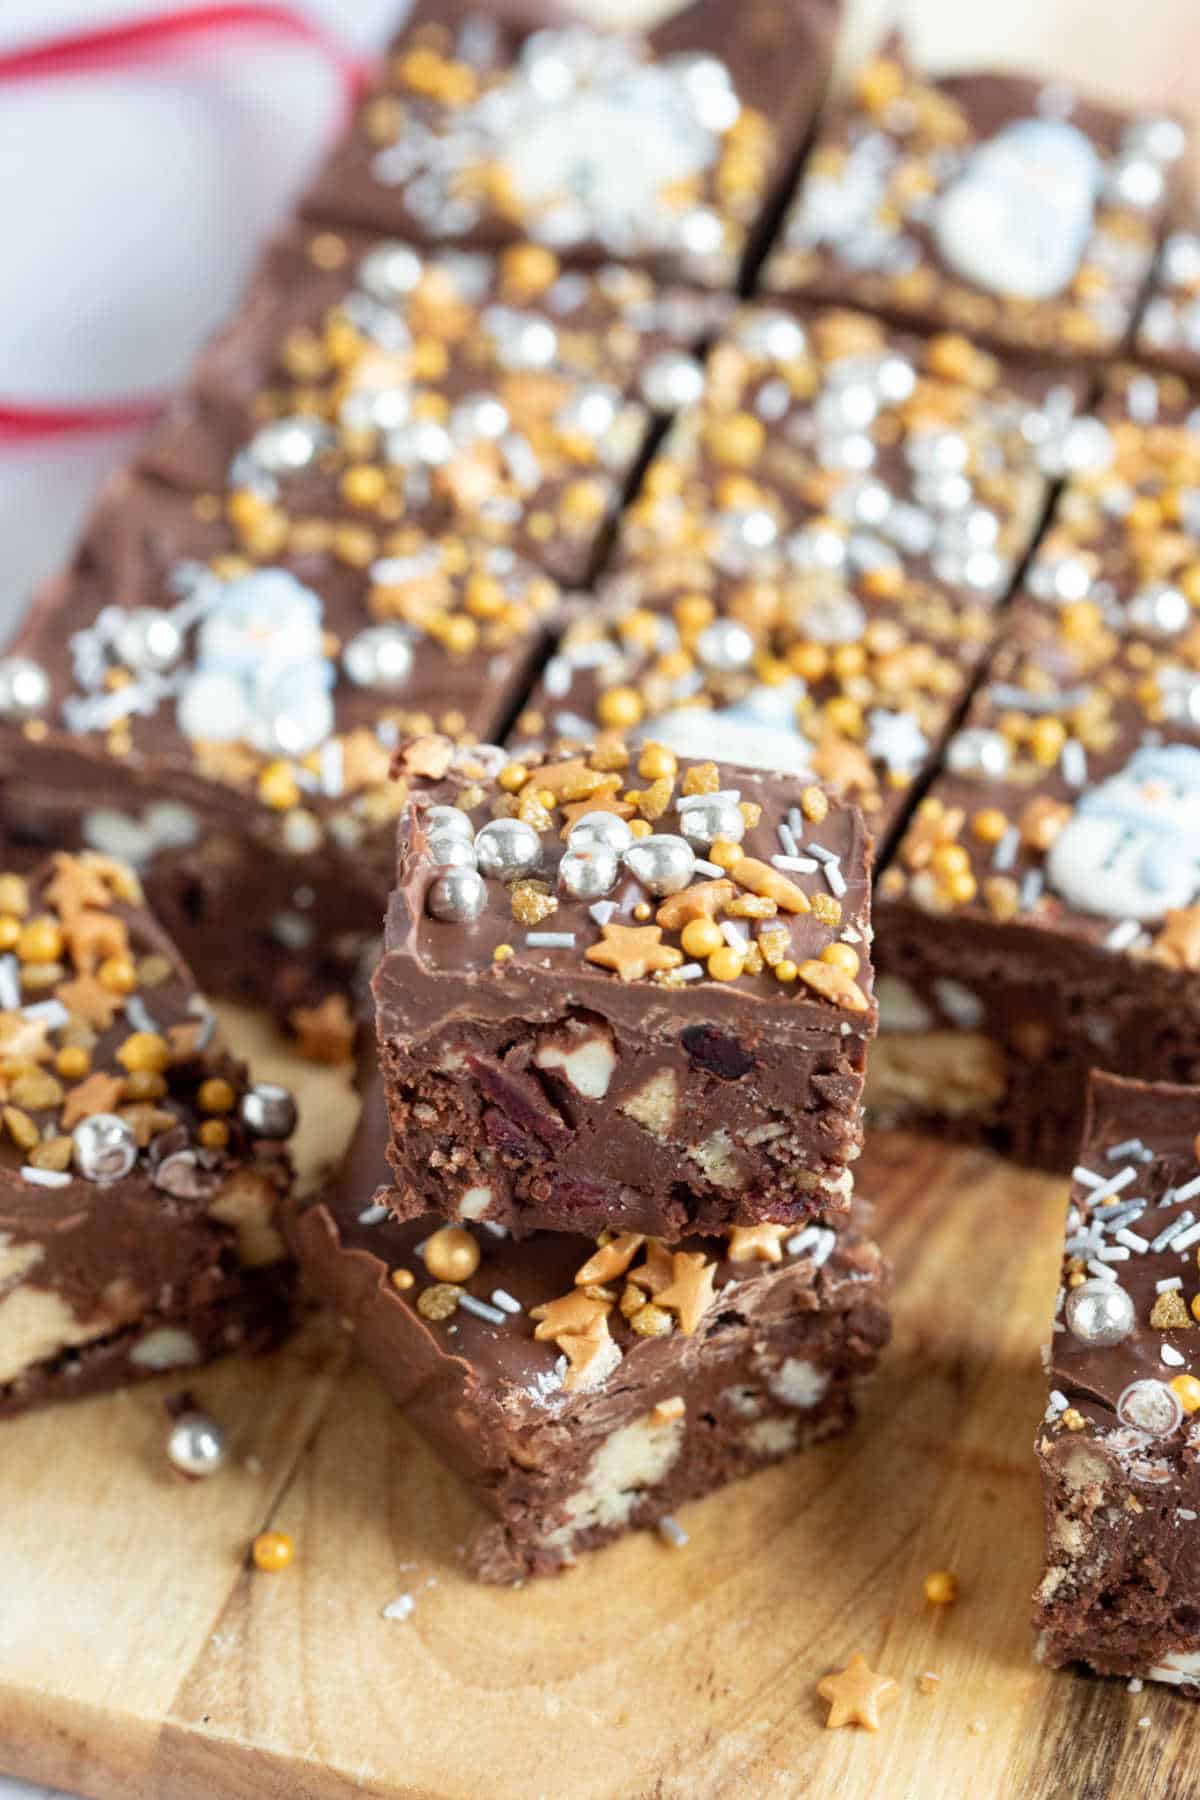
[{"xmin": 0, "ymin": 4, "xmax": 370, "ymax": 445}]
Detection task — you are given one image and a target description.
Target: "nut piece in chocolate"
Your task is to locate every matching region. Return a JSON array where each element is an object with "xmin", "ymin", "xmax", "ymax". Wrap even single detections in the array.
[
  {"xmin": 0, "ymin": 851, "xmax": 294, "ymax": 1416},
  {"xmin": 1035, "ymin": 1073, "xmax": 1200, "ymax": 1690},
  {"xmin": 373, "ymin": 739, "xmax": 876, "ymax": 1240},
  {"xmin": 290, "ymin": 1078, "xmax": 891, "ymax": 1583},
  {"xmin": 763, "ymin": 40, "xmax": 1185, "ymax": 360},
  {"xmin": 301, "ymin": 0, "xmax": 840, "ymax": 288}
]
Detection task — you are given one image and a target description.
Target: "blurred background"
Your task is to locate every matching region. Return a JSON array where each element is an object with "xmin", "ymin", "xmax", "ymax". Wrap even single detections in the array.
[{"xmin": 2, "ymin": 0, "xmax": 1197, "ymax": 640}]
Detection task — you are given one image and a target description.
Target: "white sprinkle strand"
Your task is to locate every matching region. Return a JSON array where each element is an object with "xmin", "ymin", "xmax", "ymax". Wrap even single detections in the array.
[
  {"xmin": 525, "ymin": 932, "xmax": 576, "ymax": 949},
  {"xmin": 1086, "ymin": 1260, "xmax": 1119, "ymax": 1282},
  {"xmin": 1086, "ymin": 1165, "xmax": 1138, "ymax": 1206},
  {"xmin": 771, "ymin": 854, "xmax": 818, "ymax": 874},
  {"xmin": 481, "ymin": 1220, "xmax": 508, "ymax": 1238},
  {"xmin": 1161, "ymin": 1344, "xmax": 1187, "ymax": 1367},
  {"xmin": 807, "ymin": 843, "xmax": 838, "ymax": 865},
  {"xmin": 1172, "ymin": 1222, "xmax": 1200, "ymax": 1253},
  {"xmin": 811, "ymin": 1228, "xmax": 837, "ymax": 1268},
  {"xmin": 1155, "ymin": 1276, "xmax": 1184, "ymax": 1293},
  {"xmin": 490, "ymin": 1289, "xmax": 522, "ymax": 1315},
  {"xmin": 1104, "ymin": 919, "xmax": 1141, "ymax": 952},
  {"xmin": 657, "ymin": 1515, "xmax": 689, "ymax": 1548},
  {"xmin": 824, "ymin": 862, "xmax": 847, "ymax": 899},
  {"xmin": 0, "ymin": 957, "xmax": 19, "ymax": 1010},
  {"xmin": 1096, "ymin": 1245, "xmax": 1130, "ymax": 1262},
  {"xmin": 1048, "ymin": 1390, "xmax": 1069, "ymax": 1414},
  {"xmin": 992, "ymin": 826, "xmax": 1019, "ymax": 872},
  {"xmin": 777, "ymin": 822, "xmax": 800, "ymax": 858},
  {"xmin": 677, "ymin": 962, "xmax": 705, "ymax": 980},
  {"xmin": 20, "ymin": 999, "xmax": 69, "ymax": 1029},
  {"xmin": 457, "ymin": 1294, "xmax": 508, "ymax": 1326},
  {"xmin": 1073, "ymin": 1165, "xmax": 1104, "ymax": 1189},
  {"xmin": 1115, "ymin": 1229, "xmax": 1150, "ymax": 1253},
  {"xmin": 1107, "ymin": 1138, "xmax": 1147, "ymax": 1161},
  {"xmin": 1174, "ymin": 1173, "xmax": 1200, "ymax": 1205},
  {"xmin": 358, "ymin": 1203, "xmax": 389, "ymax": 1226},
  {"xmin": 1060, "ymin": 738, "xmax": 1087, "ymax": 788},
  {"xmin": 1152, "ymin": 1212, "xmax": 1195, "ymax": 1253},
  {"xmin": 720, "ymin": 920, "xmax": 748, "ymax": 953},
  {"xmin": 693, "ymin": 859, "xmax": 723, "ymax": 879},
  {"xmin": 21, "ymin": 1166, "xmax": 72, "ymax": 1188},
  {"xmin": 588, "ymin": 901, "xmax": 617, "ymax": 927}
]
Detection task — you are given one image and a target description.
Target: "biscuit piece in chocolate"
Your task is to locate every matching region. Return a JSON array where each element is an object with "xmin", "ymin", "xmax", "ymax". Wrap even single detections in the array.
[
  {"xmin": 301, "ymin": 0, "xmax": 840, "ymax": 289},
  {"xmin": 0, "ymin": 498, "xmax": 560, "ymax": 1042},
  {"xmin": 762, "ymin": 43, "xmax": 1185, "ymax": 360},
  {"xmin": 1035, "ymin": 1073, "xmax": 1200, "ymax": 1690},
  {"xmin": 0, "ymin": 851, "xmax": 294, "ymax": 1416},
  {"xmin": 373, "ymin": 740, "xmax": 875, "ymax": 1239},
  {"xmin": 291, "ymin": 1079, "xmax": 891, "ymax": 1582},
  {"xmin": 870, "ymin": 372, "xmax": 1200, "ymax": 1167},
  {"xmin": 138, "ymin": 221, "xmax": 730, "ymax": 583},
  {"xmin": 513, "ymin": 303, "xmax": 1085, "ymax": 842}
]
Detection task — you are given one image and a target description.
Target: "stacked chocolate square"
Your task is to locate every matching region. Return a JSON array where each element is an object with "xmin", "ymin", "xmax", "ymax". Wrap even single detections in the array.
[{"xmin": 295, "ymin": 742, "xmax": 891, "ymax": 1579}]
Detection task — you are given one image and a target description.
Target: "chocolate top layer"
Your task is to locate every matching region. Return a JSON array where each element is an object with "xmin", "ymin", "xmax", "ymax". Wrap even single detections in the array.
[
  {"xmin": 763, "ymin": 41, "xmax": 1184, "ymax": 358},
  {"xmin": 513, "ymin": 302, "xmax": 1085, "ymax": 839},
  {"xmin": 3, "ymin": 489, "xmax": 561, "ymax": 861},
  {"xmin": 301, "ymin": 0, "xmax": 839, "ymax": 289},
  {"xmin": 0, "ymin": 850, "xmax": 295, "ymax": 1223},
  {"xmin": 1048, "ymin": 1073, "xmax": 1200, "ymax": 1449},
  {"xmin": 380, "ymin": 738, "xmax": 875, "ymax": 1024},
  {"xmin": 881, "ymin": 370, "xmax": 1200, "ymax": 967},
  {"xmin": 135, "ymin": 218, "xmax": 729, "ymax": 580}
]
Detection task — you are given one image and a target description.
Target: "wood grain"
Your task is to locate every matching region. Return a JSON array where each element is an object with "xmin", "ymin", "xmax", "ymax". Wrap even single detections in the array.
[{"xmin": 2, "ymin": 1021, "xmax": 1197, "ymax": 1800}]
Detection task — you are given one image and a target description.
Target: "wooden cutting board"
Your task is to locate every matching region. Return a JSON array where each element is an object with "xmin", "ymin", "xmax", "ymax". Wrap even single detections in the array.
[{"xmin": 0, "ymin": 1005, "xmax": 1196, "ymax": 1800}]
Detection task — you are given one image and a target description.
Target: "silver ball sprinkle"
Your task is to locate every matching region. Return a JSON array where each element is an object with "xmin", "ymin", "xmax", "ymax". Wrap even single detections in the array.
[
  {"xmin": 343, "ymin": 625, "xmax": 413, "ymax": 691},
  {"xmin": 247, "ymin": 416, "xmax": 328, "ymax": 474},
  {"xmin": 623, "ymin": 833, "xmax": 696, "ymax": 897},
  {"xmin": 639, "ymin": 351, "xmax": 705, "ymax": 412},
  {"xmin": 558, "ymin": 384, "xmax": 619, "ymax": 439},
  {"xmin": 558, "ymin": 845, "xmax": 619, "ymax": 899},
  {"xmin": 945, "ymin": 727, "xmax": 1012, "ymax": 781},
  {"xmin": 114, "ymin": 609, "xmax": 183, "ymax": 674},
  {"xmin": 1127, "ymin": 582, "xmax": 1190, "ymax": 638},
  {"xmin": 1064, "ymin": 1278, "xmax": 1136, "ymax": 1347},
  {"xmin": 385, "ymin": 419, "xmax": 453, "ymax": 468},
  {"xmin": 736, "ymin": 309, "xmax": 806, "ymax": 362},
  {"xmin": 72, "ymin": 1112, "xmax": 137, "ymax": 1183},
  {"xmin": 357, "ymin": 240, "xmax": 424, "ymax": 301},
  {"xmin": 424, "ymin": 805, "xmax": 474, "ymax": 839},
  {"xmin": 425, "ymin": 833, "xmax": 477, "ymax": 872},
  {"xmin": 679, "ymin": 208, "xmax": 724, "ymax": 257},
  {"xmin": 695, "ymin": 619, "xmax": 755, "ymax": 674},
  {"xmin": 678, "ymin": 796, "xmax": 745, "ymax": 850},
  {"xmin": 427, "ymin": 868, "xmax": 487, "ymax": 923},
  {"xmin": 167, "ymin": 1410, "xmax": 227, "ymax": 1478},
  {"xmin": 240, "ymin": 1082, "xmax": 298, "ymax": 1140},
  {"xmin": 451, "ymin": 393, "xmax": 510, "ymax": 443},
  {"xmin": 0, "ymin": 656, "xmax": 49, "ymax": 721},
  {"xmin": 1118, "ymin": 1378, "xmax": 1183, "ymax": 1437},
  {"xmin": 566, "ymin": 811, "xmax": 634, "ymax": 854},
  {"xmin": 474, "ymin": 818, "xmax": 541, "ymax": 882}
]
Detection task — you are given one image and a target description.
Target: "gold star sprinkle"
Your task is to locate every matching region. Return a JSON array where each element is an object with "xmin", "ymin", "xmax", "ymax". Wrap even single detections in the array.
[
  {"xmin": 574, "ymin": 1232, "xmax": 646, "ymax": 1286},
  {"xmin": 61, "ymin": 1071, "xmax": 126, "ymax": 1130},
  {"xmin": 54, "ymin": 974, "xmax": 121, "ymax": 1031},
  {"xmin": 654, "ymin": 1251, "xmax": 717, "ymax": 1336},
  {"xmin": 727, "ymin": 1224, "xmax": 790, "ymax": 1264},
  {"xmin": 1152, "ymin": 906, "xmax": 1200, "ymax": 973},
  {"xmin": 557, "ymin": 1312, "xmax": 622, "ymax": 1393},
  {"xmin": 529, "ymin": 1291, "xmax": 610, "ymax": 1342},
  {"xmin": 627, "ymin": 1239, "xmax": 675, "ymax": 1297},
  {"xmin": 817, "ymin": 1655, "xmax": 898, "ymax": 1731},
  {"xmin": 585, "ymin": 923, "xmax": 683, "ymax": 983},
  {"xmin": 43, "ymin": 855, "xmax": 113, "ymax": 921}
]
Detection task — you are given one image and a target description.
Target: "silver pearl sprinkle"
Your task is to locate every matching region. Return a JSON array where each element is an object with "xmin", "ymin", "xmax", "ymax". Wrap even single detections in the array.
[
  {"xmin": 945, "ymin": 727, "xmax": 1011, "ymax": 781},
  {"xmin": 247, "ymin": 416, "xmax": 328, "ymax": 474},
  {"xmin": 385, "ymin": 419, "xmax": 453, "ymax": 468},
  {"xmin": 0, "ymin": 656, "xmax": 49, "ymax": 721},
  {"xmin": 72, "ymin": 1113, "xmax": 137, "ymax": 1182},
  {"xmin": 678, "ymin": 797, "xmax": 745, "ymax": 850},
  {"xmin": 357, "ymin": 241, "xmax": 424, "ymax": 301},
  {"xmin": 425, "ymin": 834, "xmax": 477, "ymax": 872},
  {"xmin": 623, "ymin": 834, "xmax": 696, "ymax": 897},
  {"xmin": 1127, "ymin": 582, "xmax": 1190, "ymax": 638},
  {"xmin": 114, "ymin": 609, "xmax": 184, "ymax": 674},
  {"xmin": 424, "ymin": 806, "xmax": 474, "ymax": 840},
  {"xmin": 167, "ymin": 1411, "xmax": 227, "ymax": 1478},
  {"xmin": 240, "ymin": 1082, "xmax": 298, "ymax": 1140},
  {"xmin": 695, "ymin": 619, "xmax": 755, "ymax": 674},
  {"xmin": 1118, "ymin": 1378, "xmax": 1183, "ymax": 1437},
  {"xmin": 427, "ymin": 869, "xmax": 487, "ymax": 922},
  {"xmin": 736, "ymin": 309, "xmax": 806, "ymax": 362},
  {"xmin": 639, "ymin": 352, "xmax": 705, "ymax": 412},
  {"xmin": 474, "ymin": 818, "xmax": 541, "ymax": 882},
  {"xmin": 1064, "ymin": 1278, "xmax": 1136, "ymax": 1347},
  {"xmin": 343, "ymin": 625, "xmax": 414, "ymax": 691},
  {"xmin": 451, "ymin": 393, "xmax": 510, "ymax": 442},
  {"xmin": 567, "ymin": 811, "xmax": 634, "ymax": 855},
  {"xmin": 558, "ymin": 846, "xmax": 619, "ymax": 899}
]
